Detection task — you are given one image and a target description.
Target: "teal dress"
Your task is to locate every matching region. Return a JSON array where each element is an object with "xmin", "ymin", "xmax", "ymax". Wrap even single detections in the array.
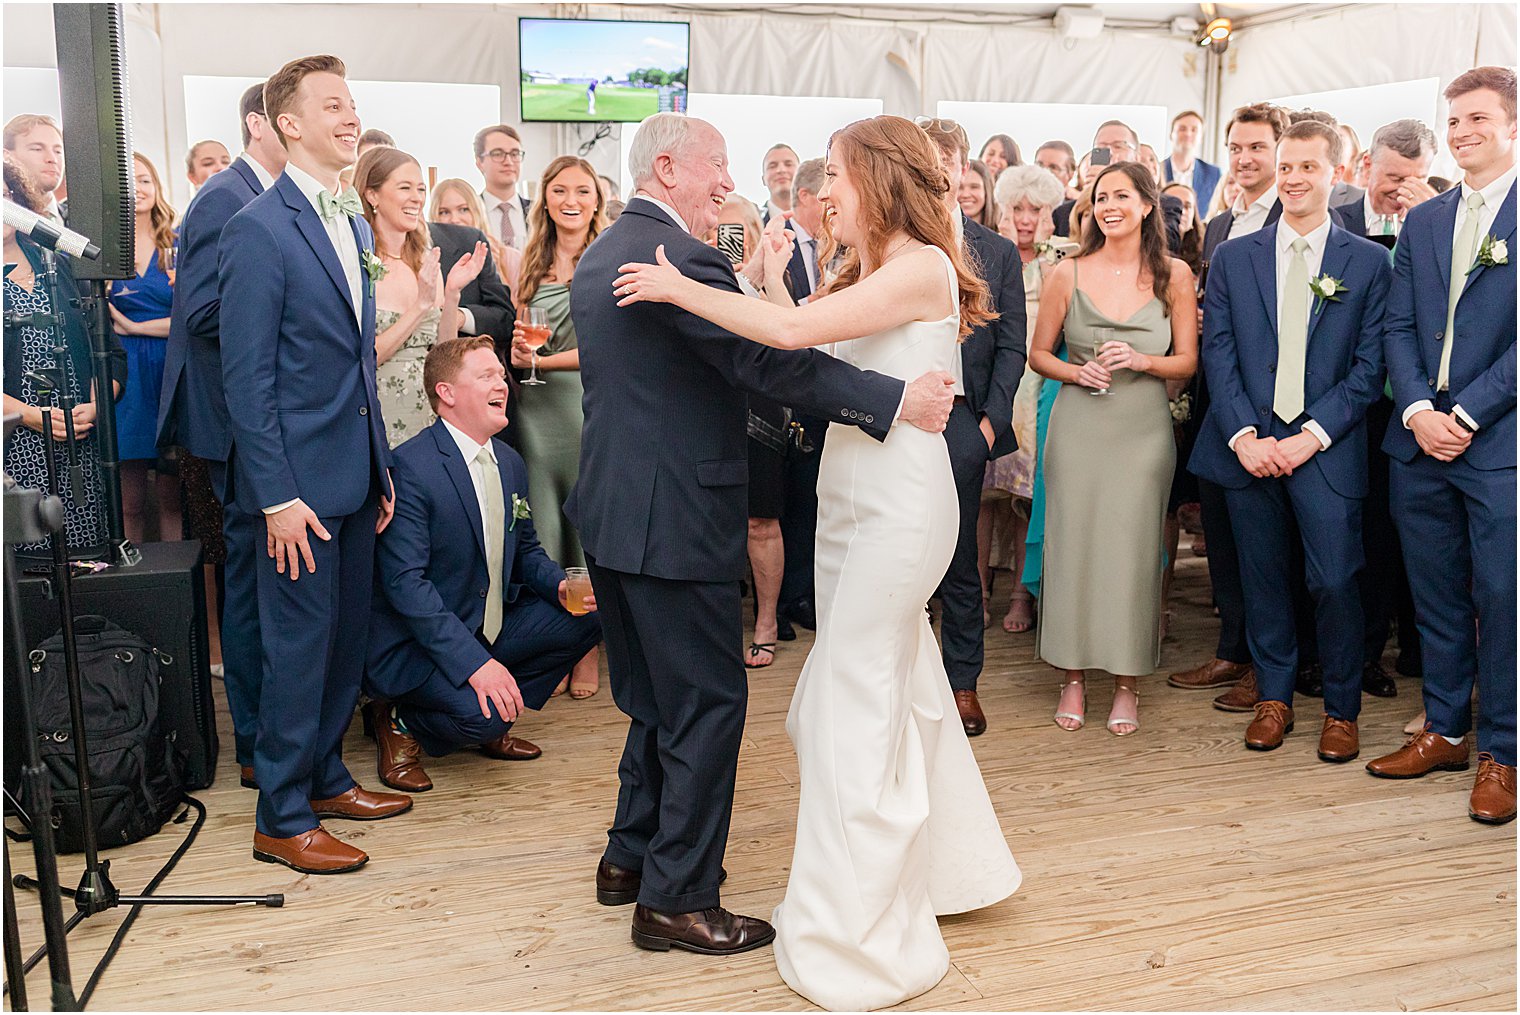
[
  {"xmin": 1021, "ymin": 346, "xmax": 1066, "ymax": 600},
  {"xmin": 514, "ymin": 282, "xmax": 585, "ymax": 567}
]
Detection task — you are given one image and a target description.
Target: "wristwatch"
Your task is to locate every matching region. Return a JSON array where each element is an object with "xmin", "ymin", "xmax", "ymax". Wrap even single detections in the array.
[{"xmin": 1454, "ymin": 414, "xmax": 1477, "ymax": 434}]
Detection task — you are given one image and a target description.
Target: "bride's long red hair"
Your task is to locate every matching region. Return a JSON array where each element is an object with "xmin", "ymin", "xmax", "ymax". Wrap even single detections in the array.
[{"xmin": 819, "ymin": 115, "xmax": 995, "ymax": 339}]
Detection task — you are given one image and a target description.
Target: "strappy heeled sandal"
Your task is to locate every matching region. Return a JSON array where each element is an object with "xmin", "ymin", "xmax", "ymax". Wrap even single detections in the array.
[
  {"xmin": 1107, "ymin": 685, "xmax": 1141, "ymax": 737},
  {"xmin": 1053, "ymin": 679, "xmax": 1086, "ymax": 731},
  {"xmin": 744, "ymin": 643, "xmax": 777, "ymax": 669}
]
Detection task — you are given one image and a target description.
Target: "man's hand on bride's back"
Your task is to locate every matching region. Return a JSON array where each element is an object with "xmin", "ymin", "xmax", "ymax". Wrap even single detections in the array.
[{"xmin": 900, "ymin": 372, "xmax": 956, "ymax": 433}]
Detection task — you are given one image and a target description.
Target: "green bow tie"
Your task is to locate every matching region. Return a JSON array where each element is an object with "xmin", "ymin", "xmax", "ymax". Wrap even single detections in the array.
[{"xmin": 317, "ymin": 187, "xmax": 362, "ymax": 223}]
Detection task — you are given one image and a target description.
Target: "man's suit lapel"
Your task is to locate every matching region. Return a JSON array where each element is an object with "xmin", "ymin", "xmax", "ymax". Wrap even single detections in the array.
[
  {"xmin": 1430, "ymin": 186, "xmax": 1461, "ymax": 304},
  {"xmin": 433, "ymin": 423, "xmax": 487, "ymax": 560},
  {"xmin": 1309, "ymin": 226, "xmax": 1353, "ymax": 344},
  {"xmin": 350, "ymin": 214, "xmax": 372, "ymax": 344},
  {"xmin": 278, "ymin": 174, "xmax": 359, "ymax": 325},
  {"xmin": 1460, "ymin": 182, "xmax": 1516, "ymax": 300},
  {"xmin": 1249, "ymin": 227, "xmax": 1279, "ymax": 341},
  {"xmin": 494, "ymin": 447, "xmax": 518, "ymax": 578}
]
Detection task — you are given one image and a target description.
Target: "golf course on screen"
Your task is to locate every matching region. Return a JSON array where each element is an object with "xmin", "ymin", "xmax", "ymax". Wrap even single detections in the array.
[{"xmin": 522, "ymin": 82, "xmax": 660, "ymax": 122}]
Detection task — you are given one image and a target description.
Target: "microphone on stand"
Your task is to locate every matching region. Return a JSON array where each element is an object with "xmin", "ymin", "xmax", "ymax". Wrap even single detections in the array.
[{"xmin": 3, "ymin": 198, "xmax": 101, "ymax": 260}]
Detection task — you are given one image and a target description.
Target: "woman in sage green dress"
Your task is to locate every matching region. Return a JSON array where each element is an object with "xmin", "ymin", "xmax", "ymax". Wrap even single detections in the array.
[
  {"xmin": 510, "ymin": 155, "xmax": 607, "ymax": 698},
  {"xmin": 1028, "ymin": 162, "xmax": 1198, "ymax": 737}
]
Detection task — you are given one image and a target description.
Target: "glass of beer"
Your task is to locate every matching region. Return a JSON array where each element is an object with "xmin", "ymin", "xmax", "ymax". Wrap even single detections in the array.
[
  {"xmin": 519, "ymin": 307, "xmax": 551, "ymax": 386},
  {"xmin": 563, "ymin": 567, "xmax": 593, "ymax": 615}
]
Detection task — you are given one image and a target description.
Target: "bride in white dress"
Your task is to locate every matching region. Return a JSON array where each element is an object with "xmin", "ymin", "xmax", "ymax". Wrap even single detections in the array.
[{"xmin": 612, "ymin": 114, "xmax": 1021, "ymax": 1011}]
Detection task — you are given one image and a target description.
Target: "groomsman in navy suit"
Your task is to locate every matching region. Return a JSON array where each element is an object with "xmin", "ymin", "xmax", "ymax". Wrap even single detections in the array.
[
  {"xmin": 1163, "ymin": 110, "xmax": 1222, "ymax": 214},
  {"xmin": 156, "ymin": 81, "xmax": 285, "ymax": 791},
  {"xmin": 365, "ymin": 338, "xmax": 602, "ymax": 792},
  {"xmin": 220, "ymin": 55, "xmax": 411, "ymax": 874},
  {"xmin": 1191, "ymin": 119, "xmax": 1391, "ymax": 760},
  {"xmin": 1366, "ymin": 67, "xmax": 1517, "ymax": 825}
]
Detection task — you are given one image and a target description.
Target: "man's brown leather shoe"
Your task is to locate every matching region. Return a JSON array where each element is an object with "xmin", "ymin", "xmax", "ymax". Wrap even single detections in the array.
[
  {"xmin": 310, "ymin": 785, "xmax": 413, "ymax": 821},
  {"xmin": 1245, "ymin": 700, "xmax": 1294, "ymax": 750},
  {"xmin": 239, "ymin": 765, "xmax": 257, "ymax": 790},
  {"xmin": 1169, "ymin": 657, "xmax": 1250, "ymax": 690},
  {"xmin": 1469, "ymin": 754, "xmax": 1517, "ymax": 825},
  {"xmin": 954, "ymin": 690, "xmax": 987, "ymax": 737},
  {"xmin": 630, "ymin": 904, "xmax": 775, "ymax": 955},
  {"xmin": 596, "ymin": 860, "xmax": 727, "ymax": 906},
  {"xmin": 1318, "ymin": 716, "xmax": 1360, "ymax": 762},
  {"xmin": 1365, "ymin": 729, "xmax": 1471, "ymax": 779},
  {"xmin": 479, "ymin": 733, "xmax": 542, "ymax": 761},
  {"xmin": 366, "ymin": 700, "xmax": 432, "ymax": 792},
  {"xmin": 1213, "ymin": 668, "xmax": 1259, "ymax": 712},
  {"xmin": 253, "ymin": 828, "xmax": 368, "ymax": 874}
]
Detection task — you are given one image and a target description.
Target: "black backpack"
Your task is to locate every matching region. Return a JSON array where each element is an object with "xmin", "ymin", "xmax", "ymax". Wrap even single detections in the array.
[{"xmin": 25, "ymin": 615, "xmax": 185, "ymax": 851}]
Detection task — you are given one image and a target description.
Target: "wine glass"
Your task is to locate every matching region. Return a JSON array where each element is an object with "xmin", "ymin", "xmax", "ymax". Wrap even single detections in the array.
[
  {"xmin": 1088, "ymin": 326, "xmax": 1114, "ymax": 397},
  {"xmin": 519, "ymin": 307, "xmax": 550, "ymax": 386}
]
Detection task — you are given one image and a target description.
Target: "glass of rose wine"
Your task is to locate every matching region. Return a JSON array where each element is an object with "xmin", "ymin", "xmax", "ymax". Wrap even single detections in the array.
[{"xmin": 519, "ymin": 307, "xmax": 551, "ymax": 386}]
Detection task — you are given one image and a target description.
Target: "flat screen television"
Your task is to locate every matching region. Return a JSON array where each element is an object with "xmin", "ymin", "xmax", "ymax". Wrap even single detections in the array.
[{"xmin": 518, "ymin": 18, "xmax": 689, "ymax": 123}]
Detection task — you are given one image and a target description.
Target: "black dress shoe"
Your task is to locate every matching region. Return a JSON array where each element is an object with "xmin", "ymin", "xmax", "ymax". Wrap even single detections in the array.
[
  {"xmin": 1362, "ymin": 661, "xmax": 1398, "ymax": 698},
  {"xmin": 783, "ymin": 596, "xmax": 817, "ymax": 632},
  {"xmin": 1295, "ymin": 663, "xmax": 1324, "ymax": 698},
  {"xmin": 631, "ymin": 904, "xmax": 775, "ymax": 955},
  {"xmin": 776, "ymin": 617, "xmax": 797, "ymax": 643},
  {"xmin": 596, "ymin": 860, "xmax": 726, "ymax": 906}
]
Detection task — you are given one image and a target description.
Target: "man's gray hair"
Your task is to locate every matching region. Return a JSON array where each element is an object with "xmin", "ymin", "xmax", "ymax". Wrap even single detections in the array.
[
  {"xmin": 628, "ymin": 112, "xmax": 701, "ymax": 186},
  {"xmin": 1369, "ymin": 118, "xmax": 1438, "ymax": 163},
  {"xmin": 994, "ymin": 164, "xmax": 1065, "ymax": 213},
  {"xmin": 792, "ymin": 157, "xmax": 825, "ymax": 202}
]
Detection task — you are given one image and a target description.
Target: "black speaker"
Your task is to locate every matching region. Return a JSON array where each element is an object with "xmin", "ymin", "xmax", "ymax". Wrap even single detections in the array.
[
  {"xmin": 52, "ymin": 2, "xmax": 134, "ymax": 282},
  {"xmin": 15, "ymin": 542, "xmax": 220, "ymax": 789}
]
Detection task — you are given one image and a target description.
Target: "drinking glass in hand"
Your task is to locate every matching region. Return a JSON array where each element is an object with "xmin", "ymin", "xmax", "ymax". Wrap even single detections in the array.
[
  {"xmin": 519, "ymin": 307, "xmax": 551, "ymax": 386},
  {"xmin": 562, "ymin": 567, "xmax": 594, "ymax": 615},
  {"xmin": 1088, "ymin": 326, "xmax": 1114, "ymax": 396}
]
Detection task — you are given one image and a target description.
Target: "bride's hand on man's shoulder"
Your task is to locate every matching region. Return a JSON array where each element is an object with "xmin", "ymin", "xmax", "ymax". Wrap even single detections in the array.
[{"xmin": 614, "ymin": 244, "xmax": 685, "ymax": 307}]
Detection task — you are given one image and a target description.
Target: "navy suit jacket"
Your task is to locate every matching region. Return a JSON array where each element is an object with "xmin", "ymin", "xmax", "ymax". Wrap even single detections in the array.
[
  {"xmin": 367, "ymin": 420, "xmax": 564, "ymax": 698},
  {"xmin": 429, "ymin": 220, "xmax": 515, "ymax": 343},
  {"xmin": 566, "ymin": 199, "xmax": 904, "ymax": 581},
  {"xmin": 218, "ymin": 171, "xmax": 392, "ymax": 517},
  {"xmin": 156, "ymin": 157, "xmax": 263, "ymax": 458},
  {"xmin": 782, "ymin": 221, "xmax": 816, "ymax": 304},
  {"xmin": 1164, "ymin": 157, "xmax": 1222, "ymax": 215},
  {"xmin": 1382, "ymin": 182, "xmax": 1516, "ymax": 469},
  {"xmin": 960, "ymin": 213, "xmax": 1027, "ymax": 457},
  {"xmin": 1189, "ymin": 221, "xmax": 1391, "ymax": 498}
]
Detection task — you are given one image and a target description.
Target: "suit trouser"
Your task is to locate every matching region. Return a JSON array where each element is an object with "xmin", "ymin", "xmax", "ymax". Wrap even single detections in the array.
[
  {"xmin": 589, "ymin": 554, "xmax": 744, "ymax": 913},
  {"xmin": 778, "ymin": 414, "xmax": 825, "ymax": 613},
  {"xmin": 1390, "ymin": 451, "xmax": 1517, "ymax": 765},
  {"xmin": 939, "ymin": 402, "xmax": 992, "ymax": 692},
  {"xmin": 252, "ymin": 485, "xmax": 378, "ymax": 838},
  {"xmin": 1360, "ymin": 397, "xmax": 1422, "ymax": 671},
  {"xmin": 1225, "ymin": 462, "xmax": 1365, "ymax": 721},
  {"xmin": 210, "ymin": 457, "xmax": 262, "ymax": 770},
  {"xmin": 397, "ymin": 595, "xmax": 602, "ymax": 756}
]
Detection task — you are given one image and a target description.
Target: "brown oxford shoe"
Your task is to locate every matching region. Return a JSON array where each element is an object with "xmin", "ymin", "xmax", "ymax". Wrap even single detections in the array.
[
  {"xmin": 630, "ymin": 904, "xmax": 775, "ymax": 955},
  {"xmin": 954, "ymin": 690, "xmax": 987, "ymax": 737},
  {"xmin": 1318, "ymin": 716, "xmax": 1360, "ymax": 763},
  {"xmin": 1169, "ymin": 657, "xmax": 1250, "ymax": 690},
  {"xmin": 239, "ymin": 765, "xmax": 257, "ymax": 789},
  {"xmin": 1213, "ymin": 668, "xmax": 1259, "ymax": 712},
  {"xmin": 478, "ymin": 733, "xmax": 542, "ymax": 761},
  {"xmin": 596, "ymin": 860, "xmax": 727, "ymax": 906},
  {"xmin": 1366, "ymin": 729, "xmax": 1471, "ymax": 779},
  {"xmin": 1245, "ymin": 700, "xmax": 1294, "ymax": 751},
  {"xmin": 310, "ymin": 785, "xmax": 413, "ymax": 821},
  {"xmin": 365, "ymin": 699, "xmax": 432, "ymax": 793},
  {"xmin": 253, "ymin": 827, "xmax": 368, "ymax": 874},
  {"xmin": 1469, "ymin": 754, "xmax": 1517, "ymax": 825}
]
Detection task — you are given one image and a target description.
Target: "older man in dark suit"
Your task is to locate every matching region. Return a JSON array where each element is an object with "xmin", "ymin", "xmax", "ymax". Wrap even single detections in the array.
[{"xmin": 568, "ymin": 112, "xmax": 954, "ymax": 955}]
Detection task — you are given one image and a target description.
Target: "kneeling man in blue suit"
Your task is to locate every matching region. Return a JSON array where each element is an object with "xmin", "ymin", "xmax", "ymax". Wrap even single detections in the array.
[{"xmin": 365, "ymin": 337, "xmax": 602, "ymax": 792}]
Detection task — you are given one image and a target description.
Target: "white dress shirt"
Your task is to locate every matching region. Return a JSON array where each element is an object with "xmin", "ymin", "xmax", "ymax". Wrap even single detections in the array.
[
  {"xmin": 1228, "ymin": 216, "xmax": 1333, "ymax": 451},
  {"xmin": 1361, "ymin": 189, "xmax": 1400, "ymax": 239},
  {"xmin": 442, "ymin": 418, "xmax": 496, "ymax": 536},
  {"xmin": 1230, "ymin": 185, "xmax": 1279, "ymax": 238},
  {"xmin": 283, "ymin": 162, "xmax": 363, "ymax": 327},
  {"xmin": 1400, "ymin": 164, "xmax": 1517, "ymax": 432},
  {"xmin": 240, "ymin": 152, "xmax": 276, "ymax": 192},
  {"xmin": 1169, "ymin": 156, "xmax": 1194, "ymax": 192},
  {"xmin": 481, "ymin": 189, "xmax": 527, "ymax": 250}
]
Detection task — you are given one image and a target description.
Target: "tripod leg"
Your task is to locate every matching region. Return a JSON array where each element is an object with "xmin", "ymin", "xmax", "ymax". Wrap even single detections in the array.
[{"xmin": 4, "ymin": 834, "xmax": 29, "ymax": 1010}]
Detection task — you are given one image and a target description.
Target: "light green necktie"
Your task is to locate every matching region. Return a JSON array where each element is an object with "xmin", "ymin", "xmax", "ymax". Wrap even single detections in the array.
[
  {"xmin": 1274, "ymin": 237, "xmax": 1311, "ymax": 424},
  {"xmin": 317, "ymin": 187, "xmax": 362, "ymax": 223},
  {"xmin": 1439, "ymin": 191, "xmax": 1486, "ymax": 392},
  {"xmin": 476, "ymin": 446, "xmax": 505, "ymax": 643}
]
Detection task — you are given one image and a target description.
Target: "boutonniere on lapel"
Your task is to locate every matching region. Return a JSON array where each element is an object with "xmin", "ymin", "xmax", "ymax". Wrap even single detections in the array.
[
  {"xmin": 509, "ymin": 493, "xmax": 531, "ymax": 531},
  {"xmin": 1308, "ymin": 273, "xmax": 1347, "ymax": 314},
  {"xmin": 360, "ymin": 249, "xmax": 387, "ymax": 298},
  {"xmin": 1469, "ymin": 235, "xmax": 1509, "ymax": 274}
]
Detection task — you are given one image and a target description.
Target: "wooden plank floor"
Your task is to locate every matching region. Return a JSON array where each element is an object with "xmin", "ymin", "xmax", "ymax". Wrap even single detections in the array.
[{"xmin": 7, "ymin": 557, "xmax": 1515, "ymax": 1011}]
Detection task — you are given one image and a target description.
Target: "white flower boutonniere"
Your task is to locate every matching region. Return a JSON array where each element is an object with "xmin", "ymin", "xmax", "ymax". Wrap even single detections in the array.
[
  {"xmin": 360, "ymin": 249, "xmax": 387, "ymax": 298},
  {"xmin": 1469, "ymin": 234, "xmax": 1509, "ymax": 274},
  {"xmin": 509, "ymin": 493, "xmax": 531, "ymax": 531},
  {"xmin": 1033, "ymin": 239, "xmax": 1061, "ymax": 265},
  {"xmin": 1309, "ymin": 273, "xmax": 1347, "ymax": 314}
]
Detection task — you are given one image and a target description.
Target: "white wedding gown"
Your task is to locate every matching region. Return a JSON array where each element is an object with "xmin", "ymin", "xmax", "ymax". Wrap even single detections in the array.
[{"xmin": 771, "ymin": 248, "xmax": 1022, "ymax": 1011}]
